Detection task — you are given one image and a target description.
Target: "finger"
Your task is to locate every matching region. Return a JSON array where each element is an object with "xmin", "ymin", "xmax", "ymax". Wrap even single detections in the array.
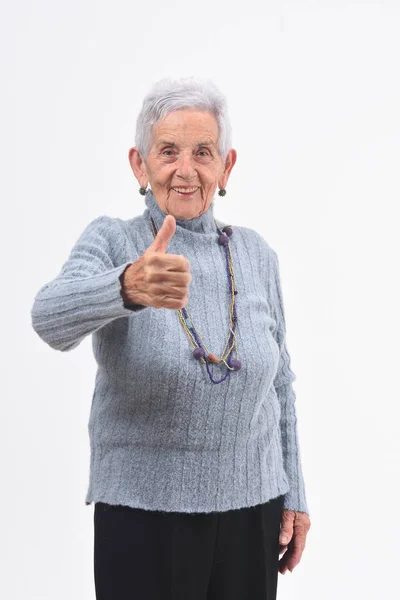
[
  {"xmin": 279, "ymin": 536, "xmax": 305, "ymax": 573},
  {"xmin": 279, "ymin": 532, "xmax": 292, "ymax": 546},
  {"xmin": 279, "ymin": 554, "xmax": 291, "ymax": 574},
  {"xmin": 279, "ymin": 542, "xmax": 288, "ymax": 555},
  {"xmin": 279, "ymin": 550, "xmax": 293, "ymax": 574},
  {"xmin": 149, "ymin": 270, "xmax": 192, "ymax": 286},
  {"xmin": 151, "ymin": 283, "xmax": 190, "ymax": 300},
  {"xmin": 279, "ymin": 512, "xmax": 310, "ymax": 575},
  {"xmin": 147, "ymin": 215, "xmax": 176, "ymax": 254},
  {"xmin": 147, "ymin": 253, "xmax": 191, "ymax": 273},
  {"xmin": 279, "ymin": 509, "xmax": 295, "ymax": 545},
  {"xmin": 152, "ymin": 294, "xmax": 189, "ymax": 309}
]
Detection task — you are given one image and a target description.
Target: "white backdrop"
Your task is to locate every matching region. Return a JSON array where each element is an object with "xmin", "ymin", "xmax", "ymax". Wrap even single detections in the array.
[{"xmin": 3, "ymin": 0, "xmax": 399, "ymax": 598}]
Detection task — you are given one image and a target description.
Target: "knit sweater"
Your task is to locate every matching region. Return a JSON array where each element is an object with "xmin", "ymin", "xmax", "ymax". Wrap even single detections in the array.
[{"xmin": 31, "ymin": 189, "xmax": 309, "ymax": 515}]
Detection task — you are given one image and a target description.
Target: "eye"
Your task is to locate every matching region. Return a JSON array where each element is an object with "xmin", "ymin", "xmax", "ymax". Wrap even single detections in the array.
[{"xmin": 162, "ymin": 149, "xmax": 174, "ymax": 156}]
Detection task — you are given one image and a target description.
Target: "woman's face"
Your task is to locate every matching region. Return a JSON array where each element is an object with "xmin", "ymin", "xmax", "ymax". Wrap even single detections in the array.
[{"xmin": 129, "ymin": 109, "xmax": 236, "ymax": 220}]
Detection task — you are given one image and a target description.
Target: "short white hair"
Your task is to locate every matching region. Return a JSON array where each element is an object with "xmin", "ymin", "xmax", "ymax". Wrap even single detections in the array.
[{"xmin": 135, "ymin": 76, "xmax": 232, "ymax": 162}]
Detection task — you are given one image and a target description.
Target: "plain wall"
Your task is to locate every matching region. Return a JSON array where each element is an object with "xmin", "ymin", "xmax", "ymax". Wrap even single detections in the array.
[{"xmin": 2, "ymin": 0, "xmax": 399, "ymax": 598}]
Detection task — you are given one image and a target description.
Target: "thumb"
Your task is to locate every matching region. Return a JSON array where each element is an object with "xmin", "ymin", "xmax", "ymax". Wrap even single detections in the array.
[
  {"xmin": 147, "ymin": 214, "xmax": 176, "ymax": 253},
  {"xmin": 279, "ymin": 511, "xmax": 295, "ymax": 545}
]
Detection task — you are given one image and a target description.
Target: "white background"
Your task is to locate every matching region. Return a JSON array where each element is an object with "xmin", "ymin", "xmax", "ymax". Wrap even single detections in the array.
[{"xmin": 3, "ymin": 0, "xmax": 399, "ymax": 598}]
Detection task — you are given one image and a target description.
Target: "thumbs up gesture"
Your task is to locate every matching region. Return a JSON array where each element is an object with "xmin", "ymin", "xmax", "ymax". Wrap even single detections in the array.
[{"xmin": 120, "ymin": 215, "xmax": 192, "ymax": 310}]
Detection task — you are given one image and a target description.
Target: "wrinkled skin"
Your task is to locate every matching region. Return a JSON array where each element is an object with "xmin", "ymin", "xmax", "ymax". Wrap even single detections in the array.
[
  {"xmin": 279, "ymin": 509, "xmax": 311, "ymax": 574},
  {"xmin": 128, "ymin": 108, "xmax": 237, "ymax": 220}
]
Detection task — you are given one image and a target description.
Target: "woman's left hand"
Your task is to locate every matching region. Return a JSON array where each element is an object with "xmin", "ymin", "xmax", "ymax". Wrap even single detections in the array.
[{"xmin": 278, "ymin": 509, "xmax": 311, "ymax": 574}]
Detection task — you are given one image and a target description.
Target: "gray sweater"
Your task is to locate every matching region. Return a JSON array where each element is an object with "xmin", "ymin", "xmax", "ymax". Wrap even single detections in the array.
[{"xmin": 31, "ymin": 189, "xmax": 309, "ymax": 515}]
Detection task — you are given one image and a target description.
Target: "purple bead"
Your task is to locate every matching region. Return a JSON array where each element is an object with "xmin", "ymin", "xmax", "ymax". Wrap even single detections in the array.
[
  {"xmin": 193, "ymin": 347, "xmax": 205, "ymax": 360},
  {"xmin": 222, "ymin": 226, "xmax": 233, "ymax": 237},
  {"xmin": 218, "ymin": 233, "xmax": 229, "ymax": 245},
  {"xmin": 229, "ymin": 359, "xmax": 242, "ymax": 371}
]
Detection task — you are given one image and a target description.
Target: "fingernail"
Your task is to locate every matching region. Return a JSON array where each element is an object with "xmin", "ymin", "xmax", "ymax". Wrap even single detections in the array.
[{"xmin": 280, "ymin": 536, "xmax": 288, "ymax": 544}]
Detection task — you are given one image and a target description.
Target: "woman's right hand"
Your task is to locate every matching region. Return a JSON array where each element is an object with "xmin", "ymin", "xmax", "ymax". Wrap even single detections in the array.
[{"xmin": 120, "ymin": 215, "xmax": 192, "ymax": 310}]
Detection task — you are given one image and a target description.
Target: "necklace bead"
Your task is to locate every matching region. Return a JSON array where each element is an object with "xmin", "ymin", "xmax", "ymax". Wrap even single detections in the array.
[
  {"xmin": 207, "ymin": 353, "xmax": 220, "ymax": 364},
  {"xmin": 193, "ymin": 347, "xmax": 205, "ymax": 360},
  {"xmin": 218, "ymin": 233, "xmax": 229, "ymax": 245},
  {"xmin": 229, "ymin": 358, "xmax": 242, "ymax": 371}
]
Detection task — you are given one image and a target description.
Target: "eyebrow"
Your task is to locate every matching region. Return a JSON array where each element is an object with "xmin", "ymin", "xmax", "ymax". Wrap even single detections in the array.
[{"xmin": 157, "ymin": 140, "xmax": 215, "ymax": 148}]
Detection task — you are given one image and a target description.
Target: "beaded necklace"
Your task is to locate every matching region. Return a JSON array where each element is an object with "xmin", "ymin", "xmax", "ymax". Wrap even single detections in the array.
[{"xmin": 148, "ymin": 215, "xmax": 242, "ymax": 385}]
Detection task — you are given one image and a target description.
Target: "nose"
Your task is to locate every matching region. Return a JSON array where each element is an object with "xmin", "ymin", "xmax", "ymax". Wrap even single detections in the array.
[{"xmin": 175, "ymin": 153, "xmax": 197, "ymax": 180}]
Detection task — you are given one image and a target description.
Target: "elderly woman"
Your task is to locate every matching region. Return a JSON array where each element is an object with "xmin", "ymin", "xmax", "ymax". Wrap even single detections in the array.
[{"xmin": 31, "ymin": 77, "xmax": 311, "ymax": 600}]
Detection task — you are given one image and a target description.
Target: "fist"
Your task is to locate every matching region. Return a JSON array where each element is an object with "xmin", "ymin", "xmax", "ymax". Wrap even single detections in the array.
[{"xmin": 120, "ymin": 215, "xmax": 192, "ymax": 310}]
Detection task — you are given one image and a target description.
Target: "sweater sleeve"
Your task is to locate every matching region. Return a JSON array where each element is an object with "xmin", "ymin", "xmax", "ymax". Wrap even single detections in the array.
[
  {"xmin": 269, "ymin": 249, "xmax": 310, "ymax": 516},
  {"xmin": 30, "ymin": 215, "xmax": 148, "ymax": 352}
]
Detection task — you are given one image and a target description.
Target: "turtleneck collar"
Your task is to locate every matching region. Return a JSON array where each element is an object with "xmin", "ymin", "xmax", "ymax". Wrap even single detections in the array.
[{"xmin": 144, "ymin": 188, "xmax": 217, "ymax": 234}]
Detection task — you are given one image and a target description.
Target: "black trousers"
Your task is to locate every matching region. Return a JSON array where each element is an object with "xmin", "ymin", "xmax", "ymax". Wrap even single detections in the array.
[{"xmin": 94, "ymin": 494, "xmax": 284, "ymax": 600}]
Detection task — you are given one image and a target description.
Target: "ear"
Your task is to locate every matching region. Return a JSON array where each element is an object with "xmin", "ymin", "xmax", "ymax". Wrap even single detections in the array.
[
  {"xmin": 128, "ymin": 147, "xmax": 148, "ymax": 188},
  {"xmin": 218, "ymin": 148, "xmax": 237, "ymax": 189}
]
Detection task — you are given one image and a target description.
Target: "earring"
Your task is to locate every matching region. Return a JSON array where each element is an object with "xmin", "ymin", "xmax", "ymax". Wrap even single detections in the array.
[
  {"xmin": 218, "ymin": 188, "xmax": 227, "ymax": 196},
  {"xmin": 139, "ymin": 186, "xmax": 147, "ymax": 195}
]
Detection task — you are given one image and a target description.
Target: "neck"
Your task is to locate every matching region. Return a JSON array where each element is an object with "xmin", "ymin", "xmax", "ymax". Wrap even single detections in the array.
[{"xmin": 144, "ymin": 188, "xmax": 217, "ymax": 234}]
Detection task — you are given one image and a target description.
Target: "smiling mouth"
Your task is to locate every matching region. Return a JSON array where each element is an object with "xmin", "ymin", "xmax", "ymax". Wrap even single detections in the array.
[{"xmin": 171, "ymin": 187, "xmax": 199, "ymax": 195}]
